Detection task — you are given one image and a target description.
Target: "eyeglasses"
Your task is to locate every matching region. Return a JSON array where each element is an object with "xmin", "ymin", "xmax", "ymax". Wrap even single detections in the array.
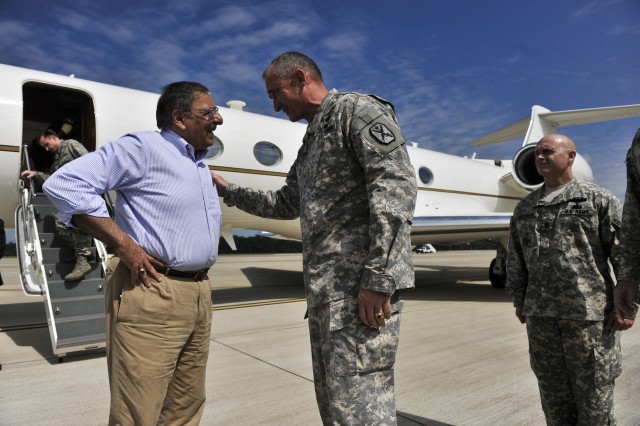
[{"xmin": 184, "ymin": 106, "xmax": 219, "ymax": 121}]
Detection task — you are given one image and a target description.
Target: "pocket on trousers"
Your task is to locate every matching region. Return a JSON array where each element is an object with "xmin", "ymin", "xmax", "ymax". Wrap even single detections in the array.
[
  {"xmin": 329, "ymin": 298, "xmax": 359, "ymax": 377},
  {"xmin": 105, "ymin": 256, "xmax": 119, "ymax": 280},
  {"xmin": 595, "ymin": 328, "xmax": 622, "ymax": 384},
  {"xmin": 356, "ymin": 314, "xmax": 399, "ymax": 374},
  {"xmin": 117, "ymin": 277, "xmax": 171, "ymax": 324},
  {"xmin": 329, "ymin": 297, "xmax": 400, "ymax": 377}
]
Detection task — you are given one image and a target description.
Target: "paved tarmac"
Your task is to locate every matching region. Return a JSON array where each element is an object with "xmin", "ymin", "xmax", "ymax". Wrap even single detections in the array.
[{"xmin": 1, "ymin": 252, "xmax": 639, "ymax": 425}]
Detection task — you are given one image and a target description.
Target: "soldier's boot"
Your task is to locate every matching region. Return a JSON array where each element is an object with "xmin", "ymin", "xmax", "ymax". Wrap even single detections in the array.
[{"xmin": 64, "ymin": 257, "xmax": 91, "ymax": 281}]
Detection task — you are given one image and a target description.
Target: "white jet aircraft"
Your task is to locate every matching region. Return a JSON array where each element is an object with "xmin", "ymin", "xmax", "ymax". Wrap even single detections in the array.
[{"xmin": 2, "ymin": 62, "xmax": 640, "ymax": 294}]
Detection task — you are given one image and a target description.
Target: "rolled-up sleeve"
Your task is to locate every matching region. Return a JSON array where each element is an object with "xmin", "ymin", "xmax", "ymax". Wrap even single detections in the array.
[{"xmin": 43, "ymin": 136, "xmax": 145, "ymax": 226}]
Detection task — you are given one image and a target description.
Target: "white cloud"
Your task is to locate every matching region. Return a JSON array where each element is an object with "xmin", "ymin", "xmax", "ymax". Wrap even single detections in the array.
[
  {"xmin": 198, "ymin": 5, "xmax": 259, "ymax": 33},
  {"xmin": 573, "ymin": 0, "xmax": 627, "ymax": 19},
  {"xmin": 609, "ymin": 24, "xmax": 640, "ymax": 36},
  {"xmin": 321, "ymin": 32, "xmax": 368, "ymax": 58}
]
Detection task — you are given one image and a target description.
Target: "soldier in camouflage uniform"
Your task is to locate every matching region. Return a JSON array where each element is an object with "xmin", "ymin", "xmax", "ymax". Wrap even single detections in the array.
[
  {"xmin": 506, "ymin": 134, "xmax": 625, "ymax": 425},
  {"xmin": 613, "ymin": 129, "xmax": 640, "ymax": 330},
  {"xmin": 212, "ymin": 52, "xmax": 416, "ymax": 425},
  {"xmin": 22, "ymin": 129, "xmax": 93, "ymax": 281}
]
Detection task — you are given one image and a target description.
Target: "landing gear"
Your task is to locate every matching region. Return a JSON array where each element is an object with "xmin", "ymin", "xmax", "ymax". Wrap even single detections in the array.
[
  {"xmin": 479, "ymin": 239, "xmax": 508, "ymax": 288},
  {"xmin": 489, "ymin": 257, "xmax": 506, "ymax": 288}
]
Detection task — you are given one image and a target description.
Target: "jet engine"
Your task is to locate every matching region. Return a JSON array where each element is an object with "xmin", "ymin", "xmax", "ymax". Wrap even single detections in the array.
[{"xmin": 511, "ymin": 143, "xmax": 594, "ymax": 191}]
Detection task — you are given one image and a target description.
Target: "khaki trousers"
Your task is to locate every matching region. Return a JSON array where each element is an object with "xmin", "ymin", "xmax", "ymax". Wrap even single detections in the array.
[{"xmin": 105, "ymin": 257, "xmax": 213, "ymax": 426}]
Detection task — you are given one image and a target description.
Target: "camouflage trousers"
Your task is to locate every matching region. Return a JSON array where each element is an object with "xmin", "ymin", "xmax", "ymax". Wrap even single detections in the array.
[
  {"xmin": 526, "ymin": 316, "xmax": 621, "ymax": 426},
  {"xmin": 55, "ymin": 219, "xmax": 92, "ymax": 262},
  {"xmin": 307, "ymin": 295, "xmax": 403, "ymax": 426}
]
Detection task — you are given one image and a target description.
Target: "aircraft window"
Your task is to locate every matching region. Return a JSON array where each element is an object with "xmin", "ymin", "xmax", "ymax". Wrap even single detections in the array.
[
  {"xmin": 418, "ymin": 167, "xmax": 433, "ymax": 185},
  {"xmin": 253, "ymin": 141, "xmax": 282, "ymax": 166},
  {"xmin": 204, "ymin": 136, "xmax": 224, "ymax": 159}
]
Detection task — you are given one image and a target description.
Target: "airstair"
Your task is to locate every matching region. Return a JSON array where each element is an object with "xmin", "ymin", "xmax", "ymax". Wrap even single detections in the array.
[{"xmin": 16, "ymin": 148, "xmax": 109, "ymax": 359}]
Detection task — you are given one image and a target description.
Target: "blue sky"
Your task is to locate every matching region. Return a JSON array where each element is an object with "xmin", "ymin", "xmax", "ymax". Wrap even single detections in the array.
[{"xmin": 1, "ymin": 0, "xmax": 639, "ymax": 240}]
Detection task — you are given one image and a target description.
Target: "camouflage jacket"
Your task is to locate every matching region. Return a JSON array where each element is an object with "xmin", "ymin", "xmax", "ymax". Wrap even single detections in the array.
[
  {"xmin": 34, "ymin": 139, "xmax": 88, "ymax": 185},
  {"xmin": 506, "ymin": 179, "xmax": 622, "ymax": 321},
  {"xmin": 618, "ymin": 128, "xmax": 640, "ymax": 290},
  {"xmin": 224, "ymin": 90, "xmax": 417, "ymax": 307}
]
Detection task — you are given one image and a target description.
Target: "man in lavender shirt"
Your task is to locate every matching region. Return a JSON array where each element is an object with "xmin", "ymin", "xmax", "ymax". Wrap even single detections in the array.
[{"xmin": 43, "ymin": 81, "xmax": 223, "ymax": 425}]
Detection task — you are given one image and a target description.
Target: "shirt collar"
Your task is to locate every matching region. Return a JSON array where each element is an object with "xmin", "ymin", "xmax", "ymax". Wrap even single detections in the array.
[
  {"xmin": 536, "ymin": 178, "xmax": 579, "ymax": 205},
  {"xmin": 306, "ymin": 89, "xmax": 338, "ymax": 139},
  {"xmin": 160, "ymin": 129, "xmax": 207, "ymax": 161}
]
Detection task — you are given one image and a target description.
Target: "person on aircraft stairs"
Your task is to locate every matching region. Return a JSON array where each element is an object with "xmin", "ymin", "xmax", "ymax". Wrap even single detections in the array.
[{"xmin": 21, "ymin": 129, "xmax": 93, "ymax": 281}]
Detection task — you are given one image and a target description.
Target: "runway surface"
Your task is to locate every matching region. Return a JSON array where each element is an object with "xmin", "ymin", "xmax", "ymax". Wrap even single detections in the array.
[{"xmin": 1, "ymin": 251, "xmax": 639, "ymax": 425}]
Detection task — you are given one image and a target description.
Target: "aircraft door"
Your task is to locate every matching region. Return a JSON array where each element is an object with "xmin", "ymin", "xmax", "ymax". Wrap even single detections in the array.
[{"xmin": 21, "ymin": 83, "xmax": 96, "ymax": 186}]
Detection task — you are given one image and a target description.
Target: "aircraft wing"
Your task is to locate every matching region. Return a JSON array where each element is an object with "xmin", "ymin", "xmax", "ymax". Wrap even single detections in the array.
[
  {"xmin": 471, "ymin": 104, "xmax": 640, "ymax": 147},
  {"xmin": 410, "ymin": 214, "xmax": 512, "ymax": 244},
  {"xmin": 469, "ymin": 117, "xmax": 530, "ymax": 147}
]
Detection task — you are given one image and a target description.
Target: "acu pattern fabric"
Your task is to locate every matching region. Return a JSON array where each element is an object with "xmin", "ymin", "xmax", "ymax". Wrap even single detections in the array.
[
  {"xmin": 38, "ymin": 139, "xmax": 93, "ymax": 262},
  {"xmin": 506, "ymin": 178, "xmax": 623, "ymax": 425},
  {"xmin": 224, "ymin": 89, "xmax": 416, "ymax": 306},
  {"xmin": 619, "ymin": 128, "xmax": 640, "ymax": 304},
  {"xmin": 506, "ymin": 178, "xmax": 622, "ymax": 320},
  {"xmin": 308, "ymin": 296, "xmax": 403, "ymax": 425},
  {"xmin": 224, "ymin": 90, "xmax": 416, "ymax": 425},
  {"xmin": 32, "ymin": 139, "xmax": 88, "ymax": 185}
]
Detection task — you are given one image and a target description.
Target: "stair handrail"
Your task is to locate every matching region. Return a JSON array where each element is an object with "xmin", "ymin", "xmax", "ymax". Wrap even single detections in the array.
[
  {"xmin": 18, "ymin": 183, "xmax": 34, "ymax": 255},
  {"xmin": 16, "ymin": 184, "xmax": 47, "ymax": 295},
  {"xmin": 16, "ymin": 144, "xmax": 48, "ymax": 295},
  {"xmin": 21, "ymin": 144, "xmax": 37, "ymax": 199},
  {"xmin": 102, "ymin": 190, "xmax": 116, "ymax": 219}
]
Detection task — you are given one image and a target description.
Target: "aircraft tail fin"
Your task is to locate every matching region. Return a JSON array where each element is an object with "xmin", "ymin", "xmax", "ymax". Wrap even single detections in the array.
[{"xmin": 471, "ymin": 104, "xmax": 640, "ymax": 147}]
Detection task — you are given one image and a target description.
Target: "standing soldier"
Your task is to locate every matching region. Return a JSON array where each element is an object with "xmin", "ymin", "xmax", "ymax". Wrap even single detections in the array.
[
  {"xmin": 212, "ymin": 51, "xmax": 417, "ymax": 425},
  {"xmin": 506, "ymin": 134, "xmax": 624, "ymax": 425},
  {"xmin": 613, "ymin": 128, "xmax": 640, "ymax": 330}
]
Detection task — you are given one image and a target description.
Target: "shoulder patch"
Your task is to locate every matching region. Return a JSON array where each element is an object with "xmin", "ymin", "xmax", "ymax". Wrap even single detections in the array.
[
  {"xmin": 361, "ymin": 115, "xmax": 405, "ymax": 156},
  {"xmin": 370, "ymin": 122, "xmax": 396, "ymax": 144}
]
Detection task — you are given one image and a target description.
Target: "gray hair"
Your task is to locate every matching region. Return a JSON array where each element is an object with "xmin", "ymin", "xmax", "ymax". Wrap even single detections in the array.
[
  {"xmin": 156, "ymin": 81, "xmax": 210, "ymax": 129},
  {"xmin": 263, "ymin": 51, "xmax": 323, "ymax": 82}
]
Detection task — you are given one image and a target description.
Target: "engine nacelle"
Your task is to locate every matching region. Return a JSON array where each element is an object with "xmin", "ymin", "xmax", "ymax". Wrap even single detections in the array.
[{"xmin": 512, "ymin": 144, "xmax": 594, "ymax": 191}]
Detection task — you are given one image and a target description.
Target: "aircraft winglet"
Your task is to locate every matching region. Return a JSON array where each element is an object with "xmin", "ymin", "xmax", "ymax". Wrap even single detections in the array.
[{"xmin": 471, "ymin": 104, "xmax": 640, "ymax": 147}]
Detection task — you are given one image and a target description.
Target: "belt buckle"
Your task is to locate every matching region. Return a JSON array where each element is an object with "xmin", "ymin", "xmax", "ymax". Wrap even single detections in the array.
[{"xmin": 193, "ymin": 270, "xmax": 206, "ymax": 281}]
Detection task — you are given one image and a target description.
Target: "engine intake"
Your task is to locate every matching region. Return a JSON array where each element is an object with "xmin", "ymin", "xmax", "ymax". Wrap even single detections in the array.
[
  {"xmin": 511, "ymin": 144, "xmax": 594, "ymax": 191},
  {"xmin": 512, "ymin": 145, "xmax": 542, "ymax": 190}
]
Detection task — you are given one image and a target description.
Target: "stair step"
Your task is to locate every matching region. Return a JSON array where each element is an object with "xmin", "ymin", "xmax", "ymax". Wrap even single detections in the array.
[
  {"xmin": 49, "ymin": 294, "xmax": 104, "ymax": 320},
  {"xmin": 41, "ymin": 246, "xmax": 98, "ymax": 264},
  {"xmin": 46, "ymin": 276, "xmax": 105, "ymax": 299},
  {"xmin": 37, "ymin": 232, "xmax": 72, "ymax": 249},
  {"xmin": 29, "ymin": 193, "xmax": 54, "ymax": 206},
  {"xmin": 43, "ymin": 262, "xmax": 104, "ymax": 283},
  {"xmin": 35, "ymin": 214, "xmax": 58, "ymax": 233},
  {"xmin": 33, "ymin": 204, "xmax": 57, "ymax": 217},
  {"xmin": 19, "ymin": 192, "xmax": 108, "ymax": 356},
  {"xmin": 54, "ymin": 314, "xmax": 106, "ymax": 344}
]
